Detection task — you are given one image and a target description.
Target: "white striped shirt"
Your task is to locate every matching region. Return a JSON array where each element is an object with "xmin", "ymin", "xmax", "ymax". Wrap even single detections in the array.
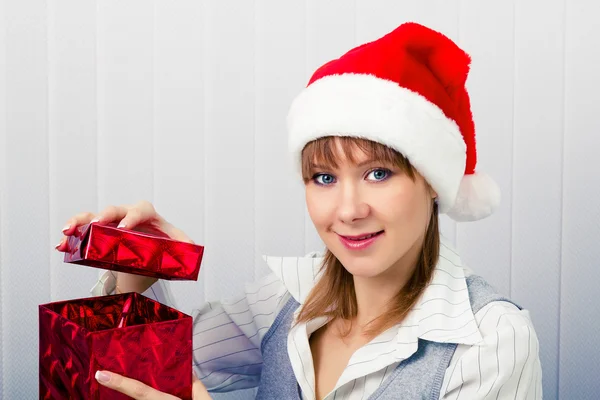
[{"xmin": 91, "ymin": 237, "xmax": 542, "ymax": 399}]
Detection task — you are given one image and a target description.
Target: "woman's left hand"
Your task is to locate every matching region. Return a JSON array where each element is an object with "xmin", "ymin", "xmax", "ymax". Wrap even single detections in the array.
[{"xmin": 95, "ymin": 370, "xmax": 212, "ymax": 399}]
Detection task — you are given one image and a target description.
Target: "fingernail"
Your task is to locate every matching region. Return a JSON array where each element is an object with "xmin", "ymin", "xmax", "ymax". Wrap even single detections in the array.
[
  {"xmin": 117, "ymin": 222, "xmax": 127, "ymax": 229},
  {"xmin": 55, "ymin": 242, "xmax": 61, "ymax": 249},
  {"xmin": 90, "ymin": 218, "xmax": 100, "ymax": 223},
  {"xmin": 95, "ymin": 370, "xmax": 111, "ymax": 383},
  {"xmin": 62, "ymin": 225, "xmax": 70, "ymax": 232}
]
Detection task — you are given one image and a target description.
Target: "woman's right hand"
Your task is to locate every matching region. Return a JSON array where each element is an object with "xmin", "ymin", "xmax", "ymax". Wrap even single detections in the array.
[{"xmin": 55, "ymin": 200, "xmax": 194, "ymax": 294}]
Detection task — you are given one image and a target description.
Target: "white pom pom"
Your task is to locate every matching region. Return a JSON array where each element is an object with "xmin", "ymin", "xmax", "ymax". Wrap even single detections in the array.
[{"xmin": 445, "ymin": 172, "xmax": 501, "ymax": 222}]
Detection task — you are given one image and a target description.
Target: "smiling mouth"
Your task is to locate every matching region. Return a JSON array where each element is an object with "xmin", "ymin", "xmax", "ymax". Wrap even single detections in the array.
[{"xmin": 338, "ymin": 230, "xmax": 384, "ymax": 241}]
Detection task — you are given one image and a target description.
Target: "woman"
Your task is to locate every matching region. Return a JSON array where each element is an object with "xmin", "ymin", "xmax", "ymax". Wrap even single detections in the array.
[{"xmin": 57, "ymin": 22, "xmax": 542, "ymax": 399}]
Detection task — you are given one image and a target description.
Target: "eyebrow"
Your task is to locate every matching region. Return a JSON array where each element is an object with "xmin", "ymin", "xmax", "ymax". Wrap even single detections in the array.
[{"xmin": 310, "ymin": 158, "xmax": 380, "ymax": 170}]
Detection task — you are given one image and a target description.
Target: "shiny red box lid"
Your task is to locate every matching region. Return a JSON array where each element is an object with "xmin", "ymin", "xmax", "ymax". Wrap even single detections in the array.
[
  {"xmin": 39, "ymin": 292, "xmax": 193, "ymax": 399},
  {"xmin": 64, "ymin": 222, "xmax": 203, "ymax": 280}
]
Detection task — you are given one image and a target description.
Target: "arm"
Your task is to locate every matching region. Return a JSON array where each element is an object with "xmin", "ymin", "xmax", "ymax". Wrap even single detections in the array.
[
  {"xmin": 190, "ymin": 272, "xmax": 289, "ymax": 392},
  {"xmin": 65, "ymin": 203, "xmax": 295, "ymax": 394},
  {"xmin": 90, "ymin": 270, "xmax": 178, "ymax": 309},
  {"xmin": 439, "ymin": 302, "xmax": 542, "ymax": 400},
  {"xmin": 91, "ymin": 270, "xmax": 289, "ymax": 392}
]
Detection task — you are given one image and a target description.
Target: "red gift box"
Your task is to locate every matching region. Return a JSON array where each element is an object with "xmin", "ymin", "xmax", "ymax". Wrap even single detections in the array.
[
  {"xmin": 64, "ymin": 222, "xmax": 204, "ymax": 280},
  {"xmin": 39, "ymin": 292, "xmax": 193, "ymax": 399}
]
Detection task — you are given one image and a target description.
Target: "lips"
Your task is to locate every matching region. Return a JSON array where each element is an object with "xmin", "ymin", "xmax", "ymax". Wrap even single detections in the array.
[
  {"xmin": 340, "ymin": 231, "xmax": 384, "ymax": 241},
  {"xmin": 337, "ymin": 230, "xmax": 384, "ymax": 250}
]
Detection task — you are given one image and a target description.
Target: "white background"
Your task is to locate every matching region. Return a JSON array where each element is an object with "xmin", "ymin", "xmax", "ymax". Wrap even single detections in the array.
[{"xmin": 1, "ymin": 0, "xmax": 598, "ymax": 399}]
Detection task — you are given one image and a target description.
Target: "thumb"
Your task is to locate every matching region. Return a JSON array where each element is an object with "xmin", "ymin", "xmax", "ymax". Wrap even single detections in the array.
[
  {"xmin": 161, "ymin": 222, "xmax": 195, "ymax": 244},
  {"xmin": 192, "ymin": 371, "xmax": 211, "ymax": 399}
]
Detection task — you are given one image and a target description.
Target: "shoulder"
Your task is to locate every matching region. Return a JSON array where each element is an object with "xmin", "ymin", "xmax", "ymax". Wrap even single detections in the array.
[
  {"xmin": 474, "ymin": 298, "xmax": 540, "ymax": 375},
  {"xmin": 464, "ymin": 271, "xmax": 540, "ymax": 372},
  {"xmin": 437, "ymin": 244, "xmax": 542, "ymax": 398},
  {"xmin": 475, "ymin": 300, "xmax": 532, "ymax": 334},
  {"xmin": 439, "ymin": 299, "xmax": 542, "ymax": 399},
  {"xmin": 461, "ymin": 270, "xmax": 536, "ymax": 345}
]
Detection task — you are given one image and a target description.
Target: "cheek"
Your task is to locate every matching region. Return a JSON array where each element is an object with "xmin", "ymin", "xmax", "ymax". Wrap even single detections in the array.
[
  {"xmin": 305, "ymin": 190, "xmax": 329, "ymax": 229},
  {"xmin": 384, "ymin": 186, "xmax": 430, "ymax": 228}
]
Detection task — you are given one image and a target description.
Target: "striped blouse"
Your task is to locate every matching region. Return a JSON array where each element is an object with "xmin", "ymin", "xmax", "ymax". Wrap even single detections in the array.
[{"xmin": 91, "ymin": 237, "xmax": 542, "ymax": 399}]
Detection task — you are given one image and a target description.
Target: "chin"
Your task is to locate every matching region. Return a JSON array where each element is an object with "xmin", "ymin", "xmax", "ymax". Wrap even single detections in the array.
[
  {"xmin": 331, "ymin": 251, "xmax": 389, "ymax": 278},
  {"xmin": 345, "ymin": 267, "xmax": 385, "ymax": 279}
]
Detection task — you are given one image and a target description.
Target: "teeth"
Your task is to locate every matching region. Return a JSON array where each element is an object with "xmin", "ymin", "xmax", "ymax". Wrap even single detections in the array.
[{"xmin": 350, "ymin": 233, "xmax": 377, "ymax": 241}]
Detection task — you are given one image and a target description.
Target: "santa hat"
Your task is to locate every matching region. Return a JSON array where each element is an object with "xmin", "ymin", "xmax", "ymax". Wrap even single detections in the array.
[{"xmin": 287, "ymin": 22, "xmax": 500, "ymax": 222}]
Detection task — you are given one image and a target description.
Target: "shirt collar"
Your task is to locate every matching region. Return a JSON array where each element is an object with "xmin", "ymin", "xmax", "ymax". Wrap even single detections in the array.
[{"xmin": 261, "ymin": 236, "xmax": 483, "ymax": 347}]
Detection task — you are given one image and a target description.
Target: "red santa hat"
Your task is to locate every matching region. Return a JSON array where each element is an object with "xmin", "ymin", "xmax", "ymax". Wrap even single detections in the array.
[{"xmin": 287, "ymin": 22, "xmax": 500, "ymax": 222}]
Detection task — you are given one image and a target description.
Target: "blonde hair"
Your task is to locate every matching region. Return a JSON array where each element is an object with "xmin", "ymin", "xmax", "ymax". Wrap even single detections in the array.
[{"xmin": 296, "ymin": 136, "xmax": 440, "ymax": 337}]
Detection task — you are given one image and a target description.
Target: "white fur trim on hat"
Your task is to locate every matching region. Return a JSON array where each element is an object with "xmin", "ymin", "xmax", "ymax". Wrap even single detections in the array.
[{"xmin": 287, "ymin": 73, "xmax": 467, "ymax": 215}]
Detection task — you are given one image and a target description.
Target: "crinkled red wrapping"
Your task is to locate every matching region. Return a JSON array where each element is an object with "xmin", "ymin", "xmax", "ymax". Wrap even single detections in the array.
[
  {"xmin": 40, "ymin": 292, "xmax": 193, "ymax": 399},
  {"xmin": 63, "ymin": 222, "xmax": 203, "ymax": 281}
]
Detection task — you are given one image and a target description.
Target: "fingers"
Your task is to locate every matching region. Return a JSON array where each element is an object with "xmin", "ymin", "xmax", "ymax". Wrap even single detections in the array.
[
  {"xmin": 56, "ymin": 211, "xmax": 96, "ymax": 252},
  {"xmin": 92, "ymin": 205, "xmax": 131, "ymax": 226},
  {"xmin": 61, "ymin": 212, "xmax": 96, "ymax": 236},
  {"xmin": 55, "ymin": 200, "xmax": 194, "ymax": 254},
  {"xmin": 55, "ymin": 236, "xmax": 69, "ymax": 252},
  {"xmin": 192, "ymin": 371, "xmax": 212, "ymax": 399},
  {"xmin": 160, "ymin": 223, "xmax": 195, "ymax": 244},
  {"xmin": 56, "ymin": 204, "xmax": 132, "ymax": 252},
  {"xmin": 95, "ymin": 370, "xmax": 179, "ymax": 400},
  {"xmin": 116, "ymin": 200, "xmax": 157, "ymax": 230},
  {"xmin": 192, "ymin": 381, "xmax": 211, "ymax": 399},
  {"xmin": 119, "ymin": 201, "xmax": 194, "ymax": 243}
]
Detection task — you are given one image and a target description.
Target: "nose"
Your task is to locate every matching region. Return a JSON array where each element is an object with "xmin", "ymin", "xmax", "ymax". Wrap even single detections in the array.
[{"xmin": 336, "ymin": 182, "xmax": 369, "ymax": 224}]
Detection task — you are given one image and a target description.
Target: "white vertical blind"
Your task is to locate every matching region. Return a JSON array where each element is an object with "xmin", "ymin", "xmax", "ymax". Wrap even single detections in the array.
[
  {"xmin": 0, "ymin": 1, "xmax": 598, "ymax": 399},
  {"xmin": 153, "ymin": 0, "xmax": 207, "ymax": 316},
  {"xmin": 560, "ymin": 1, "xmax": 600, "ymax": 397},
  {"xmin": 0, "ymin": 0, "xmax": 6, "ymax": 396},
  {"xmin": 512, "ymin": 1, "xmax": 564, "ymax": 398},
  {"xmin": 2, "ymin": 0, "xmax": 50, "ymax": 398}
]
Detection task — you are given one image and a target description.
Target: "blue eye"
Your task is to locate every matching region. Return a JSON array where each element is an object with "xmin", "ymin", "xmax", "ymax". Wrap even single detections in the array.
[
  {"xmin": 312, "ymin": 169, "xmax": 392, "ymax": 186},
  {"xmin": 313, "ymin": 174, "xmax": 336, "ymax": 186},
  {"xmin": 366, "ymin": 168, "xmax": 392, "ymax": 181}
]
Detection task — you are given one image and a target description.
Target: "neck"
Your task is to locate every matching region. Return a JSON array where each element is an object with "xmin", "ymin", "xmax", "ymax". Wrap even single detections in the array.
[{"xmin": 351, "ymin": 239, "xmax": 423, "ymax": 331}]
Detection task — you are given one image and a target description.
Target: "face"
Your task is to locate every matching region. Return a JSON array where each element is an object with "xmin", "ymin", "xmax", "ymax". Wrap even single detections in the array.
[{"xmin": 305, "ymin": 138, "xmax": 435, "ymax": 281}]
